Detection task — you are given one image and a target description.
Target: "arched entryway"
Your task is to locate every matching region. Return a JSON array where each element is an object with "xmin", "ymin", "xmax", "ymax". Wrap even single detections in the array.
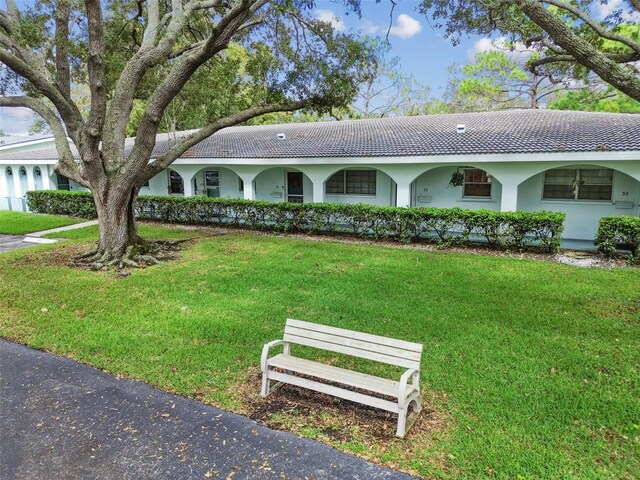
[
  {"xmin": 319, "ymin": 167, "xmax": 395, "ymax": 206},
  {"xmin": 411, "ymin": 165, "xmax": 503, "ymax": 209},
  {"xmin": 33, "ymin": 167, "xmax": 44, "ymax": 190},
  {"xmin": 517, "ymin": 164, "xmax": 640, "ymax": 240},
  {"xmin": 254, "ymin": 167, "xmax": 313, "ymax": 203},
  {"xmin": 191, "ymin": 166, "xmax": 244, "ymax": 199}
]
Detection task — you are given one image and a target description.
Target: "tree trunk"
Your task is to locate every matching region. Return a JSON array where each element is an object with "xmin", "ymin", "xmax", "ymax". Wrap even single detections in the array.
[{"xmin": 93, "ymin": 186, "xmax": 143, "ymax": 262}]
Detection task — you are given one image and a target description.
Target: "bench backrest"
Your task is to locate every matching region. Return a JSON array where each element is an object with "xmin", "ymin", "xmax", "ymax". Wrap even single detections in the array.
[{"xmin": 283, "ymin": 319, "xmax": 423, "ymax": 370}]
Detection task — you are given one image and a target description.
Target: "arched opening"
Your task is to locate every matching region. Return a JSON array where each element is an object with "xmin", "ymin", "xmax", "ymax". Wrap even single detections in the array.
[
  {"xmin": 518, "ymin": 164, "xmax": 640, "ymax": 240},
  {"xmin": 34, "ymin": 167, "xmax": 44, "ymax": 190},
  {"xmin": 321, "ymin": 167, "xmax": 394, "ymax": 206},
  {"xmin": 19, "ymin": 166, "xmax": 28, "ymax": 195},
  {"xmin": 254, "ymin": 167, "xmax": 312, "ymax": 203},
  {"xmin": 168, "ymin": 169, "xmax": 184, "ymax": 195},
  {"xmin": 191, "ymin": 166, "xmax": 244, "ymax": 199},
  {"xmin": 411, "ymin": 165, "xmax": 502, "ymax": 209},
  {"xmin": 4, "ymin": 167, "xmax": 15, "ymax": 197}
]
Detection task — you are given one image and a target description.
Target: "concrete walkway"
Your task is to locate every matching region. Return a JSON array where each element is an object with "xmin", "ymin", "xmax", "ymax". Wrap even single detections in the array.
[
  {"xmin": 25, "ymin": 219, "xmax": 98, "ymax": 239},
  {"xmin": 0, "ymin": 340, "xmax": 415, "ymax": 480}
]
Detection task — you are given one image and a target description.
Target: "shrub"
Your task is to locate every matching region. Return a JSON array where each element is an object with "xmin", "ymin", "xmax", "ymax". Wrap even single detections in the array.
[
  {"xmin": 594, "ymin": 216, "xmax": 640, "ymax": 263},
  {"xmin": 26, "ymin": 190, "xmax": 97, "ymax": 219},
  {"xmin": 26, "ymin": 190, "xmax": 566, "ymax": 252}
]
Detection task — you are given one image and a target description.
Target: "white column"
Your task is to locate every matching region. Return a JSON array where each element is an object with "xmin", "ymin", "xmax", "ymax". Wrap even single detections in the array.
[
  {"xmin": 500, "ymin": 181, "xmax": 519, "ymax": 212},
  {"xmin": 0, "ymin": 167, "xmax": 9, "ymax": 197},
  {"xmin": 182, "ymin": 174, "xmax": 194, "ymax": 197},
  {"xmin": 303, "ymin": 174, "xmax": 325, "ymax": 203},
  {"xmin": 12, "ymin": 165, "xmax": 23, "ymax": 198},
  {"xmin": 42, "ymin": 166, "xmax": 51, "ymax": 190},
  {"xmin": 396, "ymin": 182, "xmax": 412, "ymax": 208},
  {"xmin": 238, "ymin": 174, "xmax": 257, "ymax": 200},
  {"xmin": 27, "ymin": 166, "xmax": 36, "ymax": 192}
]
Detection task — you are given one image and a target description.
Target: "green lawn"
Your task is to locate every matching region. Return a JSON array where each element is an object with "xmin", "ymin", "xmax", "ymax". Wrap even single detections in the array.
[
  {"xmin": 0, "ymin": 224, "xmax": 638, "ymax": 479},
  {"xmin": 0, "ymin": 210, "xmax": 82, "ymax": 235}
]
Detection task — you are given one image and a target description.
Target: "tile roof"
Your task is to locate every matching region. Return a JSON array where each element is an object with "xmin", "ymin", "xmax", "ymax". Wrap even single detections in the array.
[{"xmin": 2, "ymin": 110, "xmax": 639, "ymax": 162}]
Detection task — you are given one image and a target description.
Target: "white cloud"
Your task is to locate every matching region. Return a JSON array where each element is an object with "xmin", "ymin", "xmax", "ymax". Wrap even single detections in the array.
[
  {"xmin": 468, "ymin": 37, "xmax": 534, "ymax": 64},
  {"xmin": 596, "ymin": 0, "xmax": 640, "ymax": 21},
  {"xmin": 314, "ymin": 9, "xmax": 346, "ymax": 32},
  {"xmin": 0, "ymin": 107, "xmax": 37, "ymax": 135},
  {"xmin": 389, "ymin": 14, "xmax": 422, "ymax": 39},
  {"xmin": 360, "ymin": 18, "xmax": 381, "ymax": 35}
]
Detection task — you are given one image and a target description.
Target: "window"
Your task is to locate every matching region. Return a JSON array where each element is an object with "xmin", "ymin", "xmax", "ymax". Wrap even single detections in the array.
[
  {"xmin": 463, "ymin": 169, "xmax": 492, "ymax": 198},
  {"xmin": 56, "ymin": 174, "xmax": 70, "ymax": 191},
  {"xmin": 19, "ymin": 166, "xmax": 27, "ymax": 178},
  {"xmin": 239, "ymin": 178, "xmax": 244, "ymax": 192},
  {"xmin": 326, "ymin": 169, "xmax": 376, "ymax": 195},
  {"xmin": 543, "ymin": 168, "xmax": 613, "ymax": 201},
  {"xmin": 168, "ymin": 170, "xmax": 184, "ymax": 195},
  {"xmin": 142, "ymin": 180, "xmax": 150, "ymax": 188}
]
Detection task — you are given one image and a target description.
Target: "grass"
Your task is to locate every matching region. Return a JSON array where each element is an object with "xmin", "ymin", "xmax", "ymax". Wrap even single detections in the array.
[
  {"xmin": 0, "ymin": 223, "xmax": 638, "ymax": 479},
  {"xmin": 0, "ymin": 211, "xmax": 83, "ymax": 235}
]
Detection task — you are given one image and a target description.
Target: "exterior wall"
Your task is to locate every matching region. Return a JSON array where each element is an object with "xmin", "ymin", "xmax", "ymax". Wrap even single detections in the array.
[
  {"xmin": 412, "ymin": 166, "xmax": 502, "ymax": 210},
  {"xmin": 518, "ymin": 169, "xmax": 640, "ymax": 240},
  {"xmin": 1, "ymin": 154, "xmax": 638, "ymax": 243}
]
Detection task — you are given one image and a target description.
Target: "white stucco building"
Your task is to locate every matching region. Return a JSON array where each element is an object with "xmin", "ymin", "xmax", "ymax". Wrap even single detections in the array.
[{"xmin": 1, "ymin": 109, "xmax": 638, "ymax": 241}]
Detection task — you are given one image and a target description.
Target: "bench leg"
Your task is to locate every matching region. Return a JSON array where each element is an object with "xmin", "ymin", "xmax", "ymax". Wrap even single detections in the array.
[
  {"xmin": 261, "ymin": 372, "xmax": 270, "ymax": 397},
  {"xmin": 412, "ymin": 395, "xmax": 422, "ymax": 414},
  {"xmin": 396, "ymin": 406, "xmax": 408, "ymax": 438}
]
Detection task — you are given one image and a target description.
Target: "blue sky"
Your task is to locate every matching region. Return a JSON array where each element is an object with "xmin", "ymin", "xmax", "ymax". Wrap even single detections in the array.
[
  {"xmin": 2, "ymin": 0, "xmax": 486, "ymax": 135},
  {"xmin": 314, "ymin": 0, "xmax": 483, "ymax": 98}
]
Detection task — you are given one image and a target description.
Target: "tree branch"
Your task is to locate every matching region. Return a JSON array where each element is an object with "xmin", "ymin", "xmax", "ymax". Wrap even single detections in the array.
[
  {"xmin": 0, "ymin": 96, "xmax": 85, "ymax": 185},
  {"xmin": 84, "ymin": 0, "xmax": 107, "ymax": 139},
  {"xmin": 540, "ymin": 0, "xmax": 640, "ymax": 54},
  {"xmin": 518, "ymin": 0, "xmax": 640, "ymax": 101},
  {"xmin": 54, "ymin": 0, "xmax": 72, "ymax": 101}
]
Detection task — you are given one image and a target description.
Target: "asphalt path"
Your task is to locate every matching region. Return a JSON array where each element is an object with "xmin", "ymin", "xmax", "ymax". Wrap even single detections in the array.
[{"xmin": 0, "ymin": 339, "xmax": 415, "ymax": 480}]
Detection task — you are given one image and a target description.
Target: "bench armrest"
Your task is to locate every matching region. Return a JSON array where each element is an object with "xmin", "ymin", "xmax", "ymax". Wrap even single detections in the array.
[
  {"xmin": 398, "ymin": 368, "xmax": 420, "ymax": 405},
  {"xmin": 260, "ymin": 340, "xmax": 289, "ymax": 372}
]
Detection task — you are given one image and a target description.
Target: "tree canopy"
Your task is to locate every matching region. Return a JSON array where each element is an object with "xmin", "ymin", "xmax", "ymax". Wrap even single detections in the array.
[
  {"xmin": 419, "ymin": 0, "xmax": 640, "ymax": 101},
  {"xmin": 0, "ymin": 0, "xmax": 375, "ymax": 264}
]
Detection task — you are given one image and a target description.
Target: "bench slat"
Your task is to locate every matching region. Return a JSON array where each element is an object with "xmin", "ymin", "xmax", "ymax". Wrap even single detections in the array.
[
  {"xmin": 284, "ymin": 326, "xmax": 422, "ymax": 363},
  {"xmin": 283, "ymin": 333, "xmax": 420, "ymax": 370},
  {"xmin": 268, "ymin": 354, "xmax": 417, "ymax": 398},
  {"xmin": 287, "ymin": 319, "xmax": 423, "ymax": 353},
  {"xmin": 268, "ymin": 370, "xmax": 400, "ymax": 414}
]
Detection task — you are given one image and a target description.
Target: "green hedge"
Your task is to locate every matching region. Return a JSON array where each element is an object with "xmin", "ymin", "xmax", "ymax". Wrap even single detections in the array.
[
  {"xmin": 26, "ymin": 190, "xmax": 565, "ymax": 252},
  {"xmin": 26, "ymin": 190, "xmax": 98, "ymax": 219},
  {"xmin": 594, "ymin": 216, "xmax": 640, "ymax": 261}
]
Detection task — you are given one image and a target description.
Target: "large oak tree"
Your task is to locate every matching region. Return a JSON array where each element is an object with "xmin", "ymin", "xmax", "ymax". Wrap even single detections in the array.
[{"xmin": 0, "ymin": 0, "xmax": 373, "ymax": 265}]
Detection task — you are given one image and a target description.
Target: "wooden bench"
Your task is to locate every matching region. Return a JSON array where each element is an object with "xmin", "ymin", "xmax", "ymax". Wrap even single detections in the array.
[{"xmin": 260, "ymin": 319, "xmax": 423, "ymax": 438}]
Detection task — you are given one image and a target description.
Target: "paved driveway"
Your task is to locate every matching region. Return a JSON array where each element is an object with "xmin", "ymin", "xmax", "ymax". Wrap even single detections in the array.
[
  {"xmin": 0, "ymin": 340, "xmax": 415, "ymax": 480},
  {"xmin": 0, "ymin": 234, "xmax": 34, "ymax": 253}
]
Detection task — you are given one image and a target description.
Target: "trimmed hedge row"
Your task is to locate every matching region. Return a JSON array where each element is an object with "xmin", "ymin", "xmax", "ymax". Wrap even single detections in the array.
[
  {"xmin": 594, "ymin": 215, "xmax": 640, "ymax": 262},
  {"xmin": 26, "ymin": 190, "xmax": 98, "ymax": 219},
  {"xmin": 27, "ymin": 190, "xmax": 565, "ymax": 252}
]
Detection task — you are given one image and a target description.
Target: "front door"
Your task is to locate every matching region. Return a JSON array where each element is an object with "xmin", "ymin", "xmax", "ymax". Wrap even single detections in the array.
[
  {"xmin": 286, "ymin": 171, "xmax": 304, "ymax": 203},
  {"xmin": 205, "ymin": 170, "xmax": 220, "ymax": 197}
]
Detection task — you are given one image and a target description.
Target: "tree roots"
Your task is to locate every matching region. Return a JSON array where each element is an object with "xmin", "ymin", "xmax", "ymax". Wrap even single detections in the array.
[{"xmin": 74, "ymin": 239, "xmax": 188, "ymax": 271}]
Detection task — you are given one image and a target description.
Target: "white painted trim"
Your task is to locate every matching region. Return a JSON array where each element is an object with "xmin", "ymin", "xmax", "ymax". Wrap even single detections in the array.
[{"xmin": 166, "ymin": 150, "xmax": 640, "ymax": 166}]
